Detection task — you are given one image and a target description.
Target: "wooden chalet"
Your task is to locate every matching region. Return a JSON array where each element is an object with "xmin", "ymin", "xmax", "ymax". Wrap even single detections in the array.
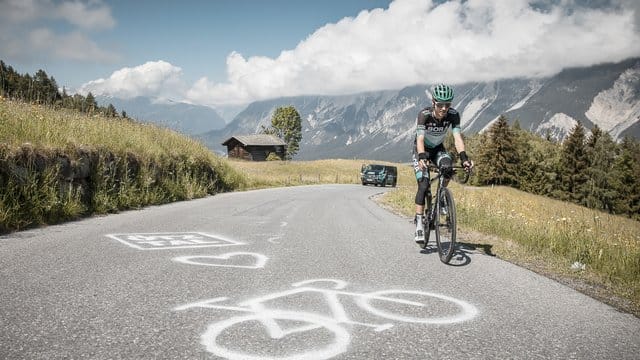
[{"xmin": 222, "ymin": 134, "xmax": 287, "ymax": 161}]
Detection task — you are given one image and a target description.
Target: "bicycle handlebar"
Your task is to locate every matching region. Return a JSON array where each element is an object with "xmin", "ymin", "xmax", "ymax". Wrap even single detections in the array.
[{"xmin": 425, "ymin": 164, "xmax": 472, "ymax": 184}]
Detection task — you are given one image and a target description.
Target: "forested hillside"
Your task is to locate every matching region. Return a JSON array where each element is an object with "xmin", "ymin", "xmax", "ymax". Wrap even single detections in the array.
[
  {"xmin": 464, "ymin": 116, "xmax": 640, "ymax": 220},
  {"xmin": 0, "ymin": 60, "xmax": 126, "ymax": 118}
]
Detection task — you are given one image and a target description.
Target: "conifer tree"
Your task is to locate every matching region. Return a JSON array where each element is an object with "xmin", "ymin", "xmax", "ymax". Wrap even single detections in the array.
[
  {"xmin": 610, "ymin": 136, "xmax": 640, "ymax": 219},
  {"xmin": 516, "ymin": 129, "xmax": 553, "ymax": 195},
  {"xmin": 85, "ymin": 92, "xmax": 97, "ymax": 113},
  {"xmin": 558, "ymin": 123, "xmax": 589, "ymax": 203},
  {"xmin": 475, "ymin": 115, "xmax": 519, "ymax": 185},
  {"xmin": 106, "ymin": 103, "xmax": 118, "ymax": 117},
  {"xmin": 583, "ymin": 125, "xmax": 618, "ymax": 211}
]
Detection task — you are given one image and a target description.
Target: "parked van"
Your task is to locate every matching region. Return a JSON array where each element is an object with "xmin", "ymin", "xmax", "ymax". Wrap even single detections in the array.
[{"xmin": 360, "ymin": 164, "xmax": 397, "ymax": 187}]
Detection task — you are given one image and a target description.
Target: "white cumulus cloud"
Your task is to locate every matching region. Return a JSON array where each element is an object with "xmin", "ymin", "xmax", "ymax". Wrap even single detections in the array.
[
  {"xmin": 82, "ymin": 0, "xmax": 640, "ymax": 107},
  {"xmin": 78, "ymin": 61, "xmax": 186, "ymax": 100},
  {"xmin": 0, "ymin": 0, "xmax": 118, "ymax": 62},
  {"xmin": 185, "ymin": 0, "xmax": 640, "ymax": 106}
]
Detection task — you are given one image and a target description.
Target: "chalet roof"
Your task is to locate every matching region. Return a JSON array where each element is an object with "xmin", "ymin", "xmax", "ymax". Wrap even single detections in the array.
[{"xmin": 222, "ymin": 134, "xmax": 286, "ymax": 146}]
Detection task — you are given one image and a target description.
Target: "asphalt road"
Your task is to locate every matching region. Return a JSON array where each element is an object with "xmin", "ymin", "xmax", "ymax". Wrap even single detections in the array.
[{"xmin": 1, "ymin": 184, "xmax": 638, "ymax": 359}]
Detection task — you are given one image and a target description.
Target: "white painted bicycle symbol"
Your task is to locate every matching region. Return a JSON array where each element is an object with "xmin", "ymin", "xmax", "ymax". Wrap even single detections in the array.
[{"xmin": 174, "ymin": 278, "xmax": 478, "ymax": 360}]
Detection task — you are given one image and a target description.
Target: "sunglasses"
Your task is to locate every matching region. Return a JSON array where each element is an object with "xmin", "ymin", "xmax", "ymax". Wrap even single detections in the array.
[{"xmin": 434, "ymin": 102, "xmax": 452, "ymax": 109}]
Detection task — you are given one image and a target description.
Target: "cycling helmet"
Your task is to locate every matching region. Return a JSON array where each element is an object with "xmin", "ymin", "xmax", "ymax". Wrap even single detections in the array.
[{"xmin": 431, "ymin": 84, "xmax": 454, "ymax": 102}]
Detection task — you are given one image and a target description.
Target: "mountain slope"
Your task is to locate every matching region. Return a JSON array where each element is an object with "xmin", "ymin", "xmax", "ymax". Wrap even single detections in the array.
[
  {"xmin": 200, "ymin": 58, "xmax": 640, "ymax": 161},
  {"xmin": 96, "ymin": 96, "xmax": 226, "ymax": 135}
]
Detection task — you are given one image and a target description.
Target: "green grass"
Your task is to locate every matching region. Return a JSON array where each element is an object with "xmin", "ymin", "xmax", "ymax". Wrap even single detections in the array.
[
  {"xmin": 0, "ymin": 100, "xmax": 245, "ymax": 231},
  {"xmin": 379, "ymin": 180, "xmax": 640, "ymax": 316}
]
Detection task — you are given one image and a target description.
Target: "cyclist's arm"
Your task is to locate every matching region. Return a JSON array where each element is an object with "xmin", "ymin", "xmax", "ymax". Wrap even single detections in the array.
[
  {"xmin": 453, "ymin": 130, "xmax": 465, "ymax": 154},
  {"xmin": 416, "ymin": 122, "xmax": 427, "ymax": 168},
  {"xmin": 453, "ymin": 130, "xmax": 472, "ymax": 169}
]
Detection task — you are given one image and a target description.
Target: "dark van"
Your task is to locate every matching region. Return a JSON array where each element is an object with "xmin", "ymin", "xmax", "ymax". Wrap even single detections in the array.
[{"xmin": 360, "ymin": 164, "xmax": 397, "ymax": 187}]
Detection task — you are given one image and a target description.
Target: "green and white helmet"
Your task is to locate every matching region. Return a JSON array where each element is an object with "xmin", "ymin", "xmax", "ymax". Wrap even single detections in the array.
[{"xmin": 431, "ymin": 84, "xmax": 454, "ymax": 102}]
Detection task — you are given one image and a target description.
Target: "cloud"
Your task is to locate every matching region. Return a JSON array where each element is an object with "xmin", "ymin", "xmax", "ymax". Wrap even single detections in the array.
[
  {"xmin": 77, "ymin": 0, "xmax": 640, "ymax": 107},
  {"xmin": 54, "ymin": 0, "xmax": 116, "ymax": 30},
  {"xmin": 183, "ymin": 0, "xmax": 640, "ymax": 106},
  {"xmin": 78, "ymin": 61, "xmax": 187, "ymax": 100},
  {"xmin": 0, "ymin": 0, "xmax": 118, "ymax": 62},
  {"xmin": 28, "ymin": 28, "xmax": 120, "ymax": 62}
]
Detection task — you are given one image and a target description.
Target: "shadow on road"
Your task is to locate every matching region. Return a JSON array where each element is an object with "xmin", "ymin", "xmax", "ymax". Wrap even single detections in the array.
[{"xmin": 419, "ymin": 242, "xmax": 495, "ymax": 266}]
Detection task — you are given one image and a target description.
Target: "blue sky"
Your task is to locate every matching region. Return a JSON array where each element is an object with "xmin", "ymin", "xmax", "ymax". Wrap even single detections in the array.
[{"xmin": 2, "ymin": 0, "xmax": 640, "ymax": 108}]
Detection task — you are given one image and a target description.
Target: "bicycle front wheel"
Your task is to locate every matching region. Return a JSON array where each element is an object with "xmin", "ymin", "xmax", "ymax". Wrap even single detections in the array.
[{"xmin": 434, "ymin": 187, "xmax": 456, "ymax": 263}]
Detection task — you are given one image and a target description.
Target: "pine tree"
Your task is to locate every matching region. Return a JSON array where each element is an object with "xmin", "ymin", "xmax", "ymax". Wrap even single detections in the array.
[
  {"xmin": 511, "ymin": 122, "xmax": 532, "ymax": 190},
  {"xmin": 0, "ymin": 60, "xmax": 6, "ymax": 97},
  {"xmin": 475, "ymin": 115, "xmax": 519, "ymax": 186},
  {"xmin": 106, "ymin": 103, "xmax": 118, "ymax": 117},
  {"xmin": 558, "ymin": 123, "xmax": 589, "ymax": 203},
  {"xmin": 583, "ymin": 125, "xmax": 618, "ymax": 212},
  {"xmin": 34, "ymin": 69, "xmax": 50, "ymax": 104},
  {"xmin": 517, "ymin": 130, "xmax": 556, "ymax": 195},
  {"xmin": 85, "ymin": 92, "xmax": 97, "ymax": 113},
  {"xmin": 610, "ymin": 137, "xmax": 640, "ymax": 218}
]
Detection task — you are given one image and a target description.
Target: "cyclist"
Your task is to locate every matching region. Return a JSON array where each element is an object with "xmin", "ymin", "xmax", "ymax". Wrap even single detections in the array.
[{"xmin": 413, "ymin": 84, "xmax": 473, "ymax": 243}]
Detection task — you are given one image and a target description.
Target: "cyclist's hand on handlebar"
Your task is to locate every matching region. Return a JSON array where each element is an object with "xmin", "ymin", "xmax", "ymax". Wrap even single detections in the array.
[
  {"xmin": 462, "ymin": 160, "xmax": 474, "ymax": 172},
  {"xmin": 418, "ymin": 152, "xmax": 428, "ymax": 170}
]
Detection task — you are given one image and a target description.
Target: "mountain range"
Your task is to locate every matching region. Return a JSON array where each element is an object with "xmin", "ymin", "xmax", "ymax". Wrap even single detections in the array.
[
  {"xmin": 95, "ymin": 95, "xmax": 228, "ymax": 136},
  {"xmin": 198, "ymin": 57, "xmax": 640, "ymax": 162},
  {"xmin": 98, "ymin": 58, "xmax": 640, "ymax": 162}
]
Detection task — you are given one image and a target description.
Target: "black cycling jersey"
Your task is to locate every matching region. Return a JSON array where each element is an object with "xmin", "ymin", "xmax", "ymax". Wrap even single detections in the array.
[{"xmin": 415, "ymin": 107, "xmax": 461, "ymax": 149}]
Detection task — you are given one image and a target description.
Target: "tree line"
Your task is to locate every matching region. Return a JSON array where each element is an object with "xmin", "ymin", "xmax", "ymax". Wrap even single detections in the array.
[
  {"xmin": 458, "ymin": 115, "xmax": 640, "ymax": 220},
  {"xmin": 0, "ymin": 60, "xmax": 126, "ymax": 118}
]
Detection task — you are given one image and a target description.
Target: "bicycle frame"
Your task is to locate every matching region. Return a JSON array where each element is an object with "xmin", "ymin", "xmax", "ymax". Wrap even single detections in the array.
[{"xmin": 423, "ymin": 165, "xmax": 467, "ymax": 228}]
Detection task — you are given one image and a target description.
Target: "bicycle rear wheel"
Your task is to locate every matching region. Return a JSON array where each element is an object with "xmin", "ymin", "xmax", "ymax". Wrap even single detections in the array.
[{"xmin": 434, "ymin": 187, "xmax": 456, "ymax": 263}]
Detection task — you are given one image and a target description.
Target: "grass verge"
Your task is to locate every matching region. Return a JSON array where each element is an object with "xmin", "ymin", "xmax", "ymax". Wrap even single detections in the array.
[
  {"xmin": 379, "ymin": 181, "xmax": 640, "ymax": 317},
  {"xmin": 0, "ymin": 100, "xmax": 245, "ymax": 232}
]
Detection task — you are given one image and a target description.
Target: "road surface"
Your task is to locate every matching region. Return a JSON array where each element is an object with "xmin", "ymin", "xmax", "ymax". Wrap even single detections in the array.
[{"xmin": 1, "ymin": 184, "xmax": 638, "ymax": 359}]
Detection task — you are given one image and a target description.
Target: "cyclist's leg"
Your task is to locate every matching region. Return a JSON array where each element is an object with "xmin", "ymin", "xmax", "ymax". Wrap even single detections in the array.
[
  {"xmin": 412, "ymin": 154, "xmax": 429, "ymax": 242},
  {"xmin": 412, "ymin": 153, "xmax": 429, "ymax": 213}
]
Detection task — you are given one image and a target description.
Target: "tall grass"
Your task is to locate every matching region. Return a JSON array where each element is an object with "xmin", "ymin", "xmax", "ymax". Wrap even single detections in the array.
[
  {"xmin": 379, "ymin": 181, "xmax": 640, "ymax": 312},
  {"xmin": 0, "ymin": 100, "xmax": 245, "ymax": 232}
]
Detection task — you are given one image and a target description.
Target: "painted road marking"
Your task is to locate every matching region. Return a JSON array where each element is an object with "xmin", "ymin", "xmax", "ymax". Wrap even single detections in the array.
[
  {"xmin": 105, "ymin": 232, "xmax": 244, "ymax": 250},
  {"xmin": 173, "ymin": 252, "xmax": 268, "ymax": 269},
  {"xmin": 175, "ymin": 278, "xmax": 479, "ymax": 359}
]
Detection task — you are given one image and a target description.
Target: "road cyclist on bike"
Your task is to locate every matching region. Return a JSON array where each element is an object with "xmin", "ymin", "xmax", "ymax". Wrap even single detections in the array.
[{"xmin": 413, "ymin": 84, "xmax": 473, "ymax": 244}]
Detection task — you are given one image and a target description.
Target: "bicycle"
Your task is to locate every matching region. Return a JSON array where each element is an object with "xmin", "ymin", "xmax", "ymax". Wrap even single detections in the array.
[{"xmin": 417, "ymin": 160, "xmax": 471, "ymax": 264}]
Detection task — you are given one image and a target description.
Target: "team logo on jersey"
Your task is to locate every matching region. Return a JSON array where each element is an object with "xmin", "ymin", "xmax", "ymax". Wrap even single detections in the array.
[{"xmin": 426, "ymin": 126, "xmax": 446, "ymax": 133}]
